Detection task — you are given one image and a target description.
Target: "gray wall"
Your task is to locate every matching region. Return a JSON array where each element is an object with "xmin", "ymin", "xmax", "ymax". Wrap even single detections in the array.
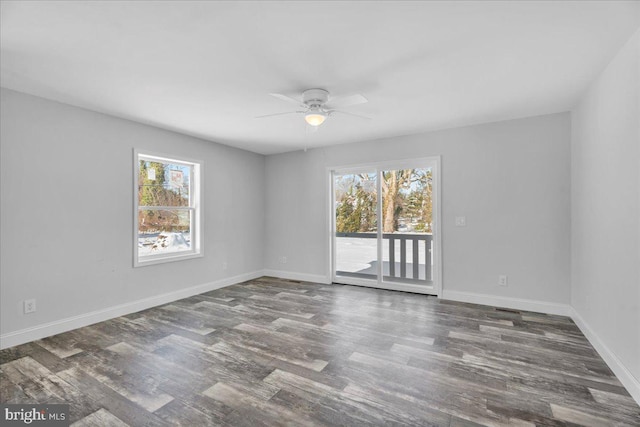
[
  {"xmin": 0, "ymin": 88, "xmax": 265, "ymax": 335},
  {"xmin": 571, "ymin": 30, "xmax": 640, "ymax": 382},
  {"xmin": 265, "ymin": 113, "xmax": 572, "ymax": 304}
]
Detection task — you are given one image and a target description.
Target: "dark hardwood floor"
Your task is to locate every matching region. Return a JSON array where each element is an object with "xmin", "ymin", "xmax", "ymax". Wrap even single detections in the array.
[{"xmin": 1, "ymin": 277, "xmax": 639, "ymax": 426}]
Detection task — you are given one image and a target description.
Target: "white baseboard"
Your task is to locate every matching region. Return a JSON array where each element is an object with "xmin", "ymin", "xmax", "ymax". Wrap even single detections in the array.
[
  {"xmin": 263, "ymin": 269, "xmax": 331, "ymax": 285},
  {"xmin": 569, "ymin": 307, "xmax": 640, "ymax": 405},
  {"xmin": 441, "ymin": 290, "xmax": 572, "ymax": 317},
  {"xmin": 0, "ymin": 270, "xmax": 263, "ymax": 350}
]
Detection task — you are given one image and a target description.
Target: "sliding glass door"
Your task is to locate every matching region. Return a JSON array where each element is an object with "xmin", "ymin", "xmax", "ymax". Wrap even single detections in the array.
[{"xmin": 331, "ymin": 158, "xmax": 440, "ymax": 295}]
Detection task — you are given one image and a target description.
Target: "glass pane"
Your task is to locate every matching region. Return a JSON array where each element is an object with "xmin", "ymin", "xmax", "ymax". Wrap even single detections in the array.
[
  {"xmin": 381, "ymin": 168, "xmax": 433, "ymax": 284},
  {"xmin": 334, "ymin": 172, "xmax": 378, "ymax": 280},
  {"xmin": 138, "ymin": 160, "xmax": 191, "ymax": 207},
  {"xmin": 138, "ymin": 209, "xmax": 192, "ymax": 256}
]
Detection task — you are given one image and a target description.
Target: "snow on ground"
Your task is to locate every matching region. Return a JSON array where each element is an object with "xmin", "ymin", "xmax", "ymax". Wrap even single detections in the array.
[{"xmin": 138, "ymin": 232, "xmax": 190, "ymax": 255}]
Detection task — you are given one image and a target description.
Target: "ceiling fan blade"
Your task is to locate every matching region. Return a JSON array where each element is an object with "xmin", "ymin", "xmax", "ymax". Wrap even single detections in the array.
[
  {"xmin": 269, "ymin": 93, "xmax": 305, "ymax": 107},
  {"xmin": 329, "ymin": 110, "xmax": 372, "ymax": 120},
  {"xmin": 325, "ymin": 94, "xmax": 368, "ymax": 109},
  {"xmin": 255, "ymin": 111, "xmax": 304, "ymax": 119}
]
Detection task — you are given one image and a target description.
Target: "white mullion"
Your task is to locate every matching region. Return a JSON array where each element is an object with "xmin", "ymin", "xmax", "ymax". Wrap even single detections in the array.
[{"xmin": 138, "ymin": 206, "xmax": 194, "ymax": 211}]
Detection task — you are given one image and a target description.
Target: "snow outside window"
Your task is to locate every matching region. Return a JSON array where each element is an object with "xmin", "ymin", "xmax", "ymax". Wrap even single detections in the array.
[{"xmin": 134, "ymin": 151, "xmax": 202, "ymax": 266}]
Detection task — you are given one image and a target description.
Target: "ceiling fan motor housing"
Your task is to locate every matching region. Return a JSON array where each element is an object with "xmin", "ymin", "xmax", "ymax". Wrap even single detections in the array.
[{"xmin": 302, "ymin": 88, "xmax": 329, "ymax": 107}]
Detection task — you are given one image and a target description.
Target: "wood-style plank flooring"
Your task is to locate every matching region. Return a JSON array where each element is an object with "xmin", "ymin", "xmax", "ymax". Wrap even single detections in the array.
[{"xmin": 1, "ymin": 277, "xmax": 639, "ymax": 426}]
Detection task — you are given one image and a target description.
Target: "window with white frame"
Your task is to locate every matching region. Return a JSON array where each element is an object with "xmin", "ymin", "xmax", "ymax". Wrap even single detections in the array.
[{"xmin": 134, "ymin": 151, "xmax": 202, "ymax": 266}]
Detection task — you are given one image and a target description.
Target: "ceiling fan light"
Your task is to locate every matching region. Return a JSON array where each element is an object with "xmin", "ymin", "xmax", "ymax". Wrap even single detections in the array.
[{"xmin": 305, "ymin": 112, "xmax": 326, "ymax": 126}]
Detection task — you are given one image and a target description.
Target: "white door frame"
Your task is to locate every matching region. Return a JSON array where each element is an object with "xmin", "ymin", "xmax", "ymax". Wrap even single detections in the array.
[{"xmin": 327, "ymin": 156, "xmax": 442, "ymax": 297}]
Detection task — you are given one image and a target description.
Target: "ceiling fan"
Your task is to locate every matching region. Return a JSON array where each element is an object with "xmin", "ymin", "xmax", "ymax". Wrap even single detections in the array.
[{"xmin": 256, "ymin": 88, "xmax": 370, "ymax": 127}]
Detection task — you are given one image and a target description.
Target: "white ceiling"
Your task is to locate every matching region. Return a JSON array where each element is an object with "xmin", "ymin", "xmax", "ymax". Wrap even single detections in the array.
[{"xmin": 1, "ymin": 1, "xmax": 638, "ymax": 155}]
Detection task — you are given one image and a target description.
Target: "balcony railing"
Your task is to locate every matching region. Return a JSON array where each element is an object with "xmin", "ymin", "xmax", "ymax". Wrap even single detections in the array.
[{"xmin": 335, "ymin": 232, "xmax": 433, "ymax": 285}]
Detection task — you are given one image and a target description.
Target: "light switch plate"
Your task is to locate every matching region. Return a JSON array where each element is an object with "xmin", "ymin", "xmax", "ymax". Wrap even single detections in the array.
[{"xmin": 24, "ymin": 299, "xmax": 36, "ymax": 314}]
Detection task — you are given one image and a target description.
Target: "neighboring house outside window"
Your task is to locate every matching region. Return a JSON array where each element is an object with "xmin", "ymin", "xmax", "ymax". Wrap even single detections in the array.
[{"xmin": 134, "ymin": 151, "xmax": 202, "ymax": 266}]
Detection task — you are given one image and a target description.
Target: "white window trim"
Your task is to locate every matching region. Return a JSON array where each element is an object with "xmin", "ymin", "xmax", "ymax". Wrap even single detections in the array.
[{"xmin": 133, "ymin": 149, "xmax": 203, "ymax": 267}]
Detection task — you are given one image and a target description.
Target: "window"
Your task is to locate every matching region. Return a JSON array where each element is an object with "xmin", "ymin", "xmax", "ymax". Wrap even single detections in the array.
[{"xmin": 134, "ymin": 151, "xmax": 202, "ymax": 266}]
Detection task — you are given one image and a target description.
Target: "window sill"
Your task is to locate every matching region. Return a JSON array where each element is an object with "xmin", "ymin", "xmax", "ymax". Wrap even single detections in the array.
[{"xmin": 134, "ymin": 251, "xmax": 203, "ymax": 268}]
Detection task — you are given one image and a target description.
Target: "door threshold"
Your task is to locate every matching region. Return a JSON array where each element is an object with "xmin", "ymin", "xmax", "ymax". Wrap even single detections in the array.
[{"xmin": 332, "ymin": 279, "xmax": 438, "ymax": 297}]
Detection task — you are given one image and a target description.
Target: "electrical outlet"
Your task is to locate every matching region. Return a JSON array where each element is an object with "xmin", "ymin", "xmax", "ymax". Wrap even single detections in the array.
[
  {"xmin": 280, "ymin": 256, "xmax": 287, "ymax": 264},
  {"xmin": 498, "ymin": 275, "xmax": 508, "ymax": 287},
  {"xmin": 24, "ymin": 299, "xmax": 36, "ymax": 314},
  {"xmin": 222, "ymin": 261, "xmax": 228, "ymax": 270},
  {"xmin": 455, "ymin": 216, "xmax": 467, "ymax": 227}
]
